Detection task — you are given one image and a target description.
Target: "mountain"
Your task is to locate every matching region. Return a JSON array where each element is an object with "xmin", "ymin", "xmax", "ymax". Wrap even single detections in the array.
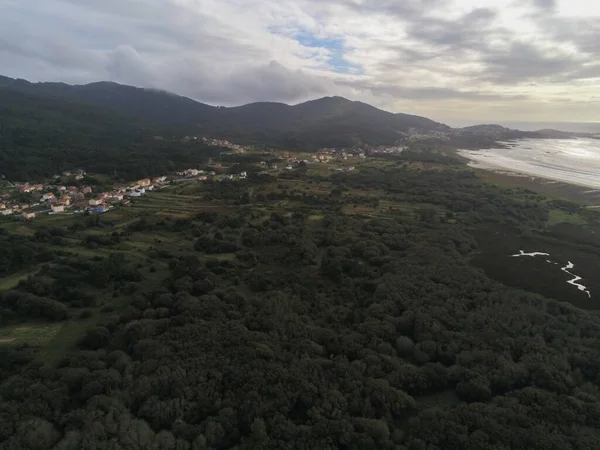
[
  {"xmin": 0, "ymin": 76, "xmax": 448, "ymax": 149},
  {"xmin": 0, "ymin": 85, "xmax": 225, "ymax": 180},
  {"xmin": 534, "ymin": 129, "xmax": 599, "ymax": 139},
  {"xmin": 0, "ymin": 76, "xmax": 215, "ymax": 126}
]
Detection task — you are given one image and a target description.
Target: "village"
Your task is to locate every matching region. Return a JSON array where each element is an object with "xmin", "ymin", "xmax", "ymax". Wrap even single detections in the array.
[
  {"xmin": 0, "ymin": 139, "xmax": 406, "ymax": 222},
  {"xmin": 0, "ymin": 161, "xmax": 256, "ymax": 222}
]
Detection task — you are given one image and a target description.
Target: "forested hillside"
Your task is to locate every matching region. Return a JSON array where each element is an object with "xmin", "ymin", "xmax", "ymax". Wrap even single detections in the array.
[
  {"xmin": 0, "ymin": 75, "xmax": 448, "ymax": 154},
  {"xmin": 1, "ymin": 150, "xmax": 600, "ymax": 449},
  {"xmin": 0, "ymin": 88, "xmax": 224, "ymax": 180}
]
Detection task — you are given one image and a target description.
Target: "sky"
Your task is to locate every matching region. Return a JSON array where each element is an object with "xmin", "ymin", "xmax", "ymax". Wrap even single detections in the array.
[{"xmin": 1, "ymin": 0, "xmax": 599, "ymax": 124}]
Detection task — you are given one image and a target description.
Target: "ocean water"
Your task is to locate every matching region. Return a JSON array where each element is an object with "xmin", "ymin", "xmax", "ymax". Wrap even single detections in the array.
[{"xmin": 459, "ymin": 138, "xmax": 600, "ymax": 188}]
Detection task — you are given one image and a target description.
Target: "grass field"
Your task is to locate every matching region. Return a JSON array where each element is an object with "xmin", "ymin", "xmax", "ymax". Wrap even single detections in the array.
[
  {"xmin": 547, "ymin": 209, "xmax": 587, "ymax": 226},
  {"xmin": 474, "ymin": 169, "xmax": 600, "ymax": 206},
  {"xmin": 0, "ymin": 269, "xmax": 40, "ymax": 290},
  {"xmin": 36, "ymin": 315, "xmax": 104, "ymax": 365},
  {"xmin": 0, "ymin": 323, "xmax": 63, "ymax": 347}
]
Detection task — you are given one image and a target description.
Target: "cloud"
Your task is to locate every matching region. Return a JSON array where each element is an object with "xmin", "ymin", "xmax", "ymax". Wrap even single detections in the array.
[
  {"xmin": 0, "ymin": 0, "xmax": 599, "ymax": 122},
  {"xmin": 106, "ymin": 45, "xmax": 155, "ymax": 86},
  {"xmin": 479, "ymin": 41, "xmax": 582, "ymax": 84},
  {"xmin": 531, "ymin": 0, "xmax": 556, "ymax": 11},
  {"xmin": 177, "ymin": 60, "xmax": 332, "ymax": 105}
]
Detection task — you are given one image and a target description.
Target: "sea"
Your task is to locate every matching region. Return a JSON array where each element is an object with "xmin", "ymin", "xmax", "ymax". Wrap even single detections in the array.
[{"xmin": 459, "ymin": 138, "xmax": 600, "ymax": 189}]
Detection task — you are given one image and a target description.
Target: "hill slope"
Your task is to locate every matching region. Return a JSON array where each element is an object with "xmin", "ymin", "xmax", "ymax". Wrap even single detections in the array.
[
  {"xmin": 0, "ymin": 86, "xmax": 222, "ymax": 180},
  {"xmin": 0, "ymin": 76, "xmax": 448, "ymax": 149}
]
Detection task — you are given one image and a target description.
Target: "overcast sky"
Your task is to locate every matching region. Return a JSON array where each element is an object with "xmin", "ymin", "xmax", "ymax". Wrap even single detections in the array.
[{"xmin": 2, "ymin": 0, "xmax": 599, "ymax": 123}]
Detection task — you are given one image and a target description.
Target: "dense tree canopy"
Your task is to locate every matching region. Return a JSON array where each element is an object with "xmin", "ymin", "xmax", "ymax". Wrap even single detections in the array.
[{"xmin": 1, "ymin": 151, "xmax": 600, "ymax": 449}]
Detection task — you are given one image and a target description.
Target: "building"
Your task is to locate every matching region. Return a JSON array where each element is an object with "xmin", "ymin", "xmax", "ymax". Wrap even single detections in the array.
[
  {"xmin": 92, "ymin": 206, "xmax": 108, "ymax": 213},
  {"xmin": 82, "ymin": 186, "xmax": 92, "ymax": 195},
  {"xmin": 58, "ymin": 196, "xmax": 71, "ymax": 206},
  {"xmin": 240, "ymin": 172, "xmax": 247, "ymax": 179},
  {"xmin": 0, "ymin": 208, "xmax": 12, "ymax": 216},
  {"xmin": 0, "ymin": 203, "xmax": 4, "ymax": 210},
  {"xmin": 22, "ymin": 211, "xmax": 35, "ymax": 220},
  {"xmin": 138, "ymin": 178, "xmax": 151, "ymax": 187},
  {"xmin": 111, "ymin": 194, "xmax": 124, "ymax": 202},
  {"xmin": 75, "ymin": 174, "xmax": 84, "ymax": 180},
  {"xmin": 89, "ymin": 199, "xmax": 103, "ymax": 206},
  {"xmin": 152, "ymin": 176, "xmax": 167, "ymax": 183},
  {"xmin": 42, "ymin": 193, "xmax": 55, "ymax": 201},
  {"xmin": 51, "ymin": 205, "xmax": 65, "ymax": 213}
]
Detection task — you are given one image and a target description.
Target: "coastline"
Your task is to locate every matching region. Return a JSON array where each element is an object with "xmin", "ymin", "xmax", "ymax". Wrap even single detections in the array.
[{"xmin": 456, "ymin": 137, "xmax": 600, "ymax": 205}]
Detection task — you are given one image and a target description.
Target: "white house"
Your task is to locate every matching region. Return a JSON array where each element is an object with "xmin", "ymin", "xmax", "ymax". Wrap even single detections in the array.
[
  {"xmin": 0, "ymin": 208, "xmax": 13, "ymax": 216},
  {"xmin": 240, "ymin": 171, "xmax": 247, "ymax": 179},
  {"xmin": 89, "ymin": 199, "xmax": 103, "ymax": 206},
  {"xmin": 51, "ymin": 205, "xmax": 65, "ymax": 213},
  {"xmin": 22, "ymin": 211, "xmax": 35, "ymax": 220}
]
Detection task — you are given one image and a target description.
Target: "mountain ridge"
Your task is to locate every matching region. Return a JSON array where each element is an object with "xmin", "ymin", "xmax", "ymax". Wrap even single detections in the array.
[
  {"xmin": 0, "ymin": 75, "xmax": 447, "ymax": 140},
  {"xmin": 2, "ymin": 74, "xmax": 592, "ymax": 148}
]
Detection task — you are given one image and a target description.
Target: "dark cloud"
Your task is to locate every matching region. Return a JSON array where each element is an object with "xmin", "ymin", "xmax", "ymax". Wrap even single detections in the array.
[
  {"xmin": 182, "ymin": 61, "xmax": 329, "ymax": 105},
  {"xmin": 531, "ymin": 0, "xmax": 556, "ymax": 11},
  {"xmin": 540, "ymin": 17, "xmax": 600, "ymax": 54},
  {"xmin": 480, "ymin": 41, "xmax": 581, "ymax": 84}
]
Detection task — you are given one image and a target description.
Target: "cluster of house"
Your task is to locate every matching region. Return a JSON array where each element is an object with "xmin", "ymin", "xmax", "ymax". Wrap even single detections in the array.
[
  {"xmin": 174, "ymin": 168, "xmax": 249, "ymax": 182},
  {"xmin": 55, "ymin": 168, "xmax": 87, "ymax": 180},
  {"xmin": 370, "ymin": 145, "xmax": 407, "ymax": 154},
  {"xmin": 176, "ymin": 168, "xmax": 206, "ymax": 178},
  {"xmin": 201, "ymin": 137, "xmax": 246, "ymax": 153},
  {"xmin": 316, "ymin": 148, "xmax": 368, "ymax": 160},
  {"xmin": 0, "ymin": 195, "xmax": 40, "ymax": 219},
  {"xmin": 333, "ymin": 166, "xmax": 356, "ymax": 173},
  {"xmin": 402, "ymin": 129, "xmax": 451, "ymax": 141},
  {"xmin": 0, "ymin": 176, "xmax": 173, "ymax": 221}
]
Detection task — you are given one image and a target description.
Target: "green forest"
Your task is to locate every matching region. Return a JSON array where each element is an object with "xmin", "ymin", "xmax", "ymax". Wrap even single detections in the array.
[
  {"xmin": 1, "ymin": 148, "xmax": 600, "ymax": 449},
  {"xmin": 0, "ymin": 88, "xmax": 227, "ymax": 181}
]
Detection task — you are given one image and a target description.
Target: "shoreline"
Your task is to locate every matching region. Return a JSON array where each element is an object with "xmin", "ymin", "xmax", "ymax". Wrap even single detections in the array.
[{"xmin": 456, "ymin": 137, "xmax": 600, "ymax": 205}]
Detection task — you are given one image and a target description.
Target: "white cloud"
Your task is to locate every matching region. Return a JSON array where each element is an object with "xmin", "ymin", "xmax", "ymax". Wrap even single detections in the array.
[{"xmin": 0, "ymin": 0, "xmax": 599, "ymax": 122}]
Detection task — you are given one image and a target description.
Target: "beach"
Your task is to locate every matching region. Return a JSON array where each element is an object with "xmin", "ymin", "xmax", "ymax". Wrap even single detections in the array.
[{"xmin": 459, "ymin": 138, "xmax": 600, "ymax": 189}]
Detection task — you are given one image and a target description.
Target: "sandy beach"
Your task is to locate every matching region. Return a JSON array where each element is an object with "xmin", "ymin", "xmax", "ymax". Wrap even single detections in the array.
[{"xmin": 459, "ymin": 138, "xmax": 600, "ymax": 189}]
